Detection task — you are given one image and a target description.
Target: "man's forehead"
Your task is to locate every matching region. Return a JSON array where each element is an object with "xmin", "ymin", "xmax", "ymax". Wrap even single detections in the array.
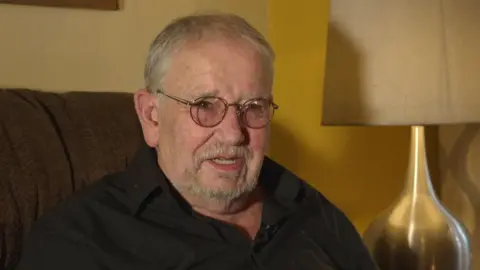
[
  {"xmin": 170, "ymin": 38, "xmax": 263, "ymax": 70},
  {"xmin": 161, "ymin": 38, "xmax": 271, "ymax": 97},
  {"xmin": 167, "ymin": 58, "xmax": 268, "ymax": 91}
]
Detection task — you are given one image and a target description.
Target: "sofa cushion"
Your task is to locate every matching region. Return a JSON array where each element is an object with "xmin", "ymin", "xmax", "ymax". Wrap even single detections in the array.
[{"xmin": 0, "ymin": 88, "xmax": 143, "ymax": 269}]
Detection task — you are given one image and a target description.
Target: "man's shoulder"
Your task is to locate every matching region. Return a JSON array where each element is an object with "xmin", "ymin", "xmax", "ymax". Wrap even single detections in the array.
[
  {"xmin": 264, "ymin": 156, "xmax": 360, "ymax": 236},
  {"xmin": 261, "ymin": 155, "xmax": 341, "ymax": 211},
  {"xmin": 263, "ymin": 156, "xmax": 377, "ymax": 269},
  {"xmin": 17, "ymin": 171, "xmax": 133, "ymax": 269},
  {"xmin": 31, "ymin": 171, "xmax": 130, "ymax": 235}
]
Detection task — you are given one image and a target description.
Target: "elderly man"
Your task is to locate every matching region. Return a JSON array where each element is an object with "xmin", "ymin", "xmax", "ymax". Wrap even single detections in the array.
[{"xmin": 17, "ymin": 13, "xmax": 376, "ymax": 270}]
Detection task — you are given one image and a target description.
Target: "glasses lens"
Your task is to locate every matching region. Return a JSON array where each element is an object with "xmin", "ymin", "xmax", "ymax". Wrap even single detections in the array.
[
  {"xmin": 243, "ymin": 99, "xmax": 274, "ymax": 128},
  {"xmin": 191, "ymin": 97, "xmax": 226, "ymax": 127}
]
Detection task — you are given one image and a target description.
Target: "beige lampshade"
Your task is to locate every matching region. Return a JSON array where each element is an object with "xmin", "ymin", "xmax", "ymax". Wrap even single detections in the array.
[{"xmin": 322, "ymin": 0, "xmax": 480, "ymax": 126}]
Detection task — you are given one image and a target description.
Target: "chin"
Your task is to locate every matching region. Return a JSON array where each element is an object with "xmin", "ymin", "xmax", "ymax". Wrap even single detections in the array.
[
  {"xmin": 195, "ymin": 174, "xmax": 254, "ymax": 198},
  {"xmin": 201, "ymin": 175, "xmax": 244, "ymax": 191},
  {"xmin": 195, "ymin": 162, "xmax": 258, "ymax": 194}
]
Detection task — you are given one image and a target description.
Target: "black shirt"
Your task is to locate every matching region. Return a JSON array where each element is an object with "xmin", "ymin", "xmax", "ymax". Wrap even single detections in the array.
[{"xmin": 17, "ymin": 144, "xmax": 376, "ymax": 270}]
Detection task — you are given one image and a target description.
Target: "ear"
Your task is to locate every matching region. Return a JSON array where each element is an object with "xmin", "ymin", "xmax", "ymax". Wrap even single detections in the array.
[{"xmin": 134, "ymin": 88, "xmax": 160, "ymax": 147}]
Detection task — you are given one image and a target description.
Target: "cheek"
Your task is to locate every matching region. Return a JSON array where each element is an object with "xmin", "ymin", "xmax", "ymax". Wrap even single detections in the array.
[
  {"xmin": 159, "ymin": 113, "xmax": 196, "ymax": 157},
  {"xmin": 248, "ymin": 128, "xmax": 269, "ymax": 153},
  {"xmin": 174, "ymin": 121, "xmax": 211, "ymax": 158}
]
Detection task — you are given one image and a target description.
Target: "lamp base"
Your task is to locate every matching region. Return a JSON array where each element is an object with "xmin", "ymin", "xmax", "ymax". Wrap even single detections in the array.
[{"xmin": 362, "ymin": 126, "xmax": 471, "ymax": 270}]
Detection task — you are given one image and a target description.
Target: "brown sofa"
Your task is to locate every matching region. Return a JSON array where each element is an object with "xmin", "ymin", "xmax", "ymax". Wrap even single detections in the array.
[{"xmin": 0, "ymin": 88, "xmax": 144, "ymax": 270}]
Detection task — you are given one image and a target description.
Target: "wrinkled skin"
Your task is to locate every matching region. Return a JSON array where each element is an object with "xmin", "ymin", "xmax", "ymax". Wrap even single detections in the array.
[{"xmin": 134, "ymin": 37, "xmax": 272, "ymax": 228}]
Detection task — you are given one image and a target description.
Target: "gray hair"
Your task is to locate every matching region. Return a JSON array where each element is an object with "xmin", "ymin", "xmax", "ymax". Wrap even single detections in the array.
[{"xmin": 144, "ymin": 12, "xmax": 275, "ymax": 92}]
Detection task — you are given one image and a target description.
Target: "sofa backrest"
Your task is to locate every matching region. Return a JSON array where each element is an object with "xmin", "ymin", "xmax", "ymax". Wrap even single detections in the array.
[{"xmin": 0, "ymin": 88, "xmax": 143, "ymax": 269}]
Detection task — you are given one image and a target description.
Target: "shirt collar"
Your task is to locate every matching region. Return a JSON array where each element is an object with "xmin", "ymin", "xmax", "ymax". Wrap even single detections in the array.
[
  {"xmin": 258, "ymin": 156, "xmax": 304, "ymax": 224},
  {"xmin": 125, "ymin": 143, "xmax": 304, "ymax": 221}
]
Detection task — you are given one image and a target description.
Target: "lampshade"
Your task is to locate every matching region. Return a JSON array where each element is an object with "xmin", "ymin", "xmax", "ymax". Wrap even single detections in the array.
[{"xmin": 322, "ymin": 0, "xmax": 480, "ymax": 126}]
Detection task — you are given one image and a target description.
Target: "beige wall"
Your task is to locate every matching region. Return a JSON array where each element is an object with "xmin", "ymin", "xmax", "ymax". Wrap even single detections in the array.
[
  {"xmin": 439, "ymin": 125, "xmax": 480, "ymax": 269},
  {"xmin": 0, "ymin": 0, "xmax": 267, "ymax": 92},
  {"xmin": 1, "ymin": 0, "xmax": 410, "ymax": 235}
]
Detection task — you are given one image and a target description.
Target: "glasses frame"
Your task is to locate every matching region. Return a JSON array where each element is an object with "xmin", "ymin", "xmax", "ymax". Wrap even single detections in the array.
[{"xmin": 155, "ymin": 89, "xmax": 279, "ymax": 129}]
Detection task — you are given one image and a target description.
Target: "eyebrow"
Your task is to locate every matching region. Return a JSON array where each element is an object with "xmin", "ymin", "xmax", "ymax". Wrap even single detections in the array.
[
  {"xmin": 190, "ymin": 89, "xmax": 272, "ymax": 102},
  {"xmin": 194, "ymin": 89, "xmax": 220, "ymax": 98}
]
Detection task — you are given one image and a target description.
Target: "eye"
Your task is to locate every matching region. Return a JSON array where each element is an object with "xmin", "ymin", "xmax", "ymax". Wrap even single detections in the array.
[
  {"xmin": 246, "ymin": 100, "xmax": 267, "ymax": 112},
  {"xmin": 194, "ymin": 100, "xmax": 214, "ymax": 109},
  {"xmin": 195, "ymin": 100, "xmax": 213, "ymax": 108},
  {"xmin": 248, "ymin": 102, "xmax": 264, "ymax": 110},
  {"xmin": 192, "ymin": 97, "xmax": 224, "ymax": 112}
]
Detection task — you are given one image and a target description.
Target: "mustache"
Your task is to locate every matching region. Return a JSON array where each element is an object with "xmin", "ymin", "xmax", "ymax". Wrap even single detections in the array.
[{"xmin": 195, "ymin": 143, "xmax": 252, "ymax": 162}]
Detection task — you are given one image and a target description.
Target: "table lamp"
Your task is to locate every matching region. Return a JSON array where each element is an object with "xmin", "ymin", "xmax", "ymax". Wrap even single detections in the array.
[{"xmin": 322, "ymin": 1, "xmax": 480, "ymax": 269}]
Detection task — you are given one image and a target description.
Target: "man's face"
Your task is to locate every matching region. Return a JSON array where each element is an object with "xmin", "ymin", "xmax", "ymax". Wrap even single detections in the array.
[{"xmin": 153, "ymin": 38, "xmax": 272, "ymax": 202}]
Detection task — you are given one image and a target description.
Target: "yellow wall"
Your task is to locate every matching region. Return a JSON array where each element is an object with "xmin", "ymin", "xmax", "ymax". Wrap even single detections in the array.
[
  {"xmin": 267, "ymin": 0, "xmax": 411, "ymax": 232},
  {"xmin": 0, "ymin": 0, "xmax": 267, "ymax": 92}
]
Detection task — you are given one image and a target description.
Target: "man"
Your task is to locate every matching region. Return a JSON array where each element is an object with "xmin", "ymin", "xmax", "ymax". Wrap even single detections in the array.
[{"xmin": 17, "ymin": 13, "xmax": 376, "ymax": 270}]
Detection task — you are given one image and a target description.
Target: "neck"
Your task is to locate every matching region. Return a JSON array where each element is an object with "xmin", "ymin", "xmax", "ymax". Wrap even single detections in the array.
[
  {"xmin": 156, "ymin": 156, "xmax": 264, "ymax": 239},
  {"xmin": 190, "ymin": 187, "xmax": 264, "ymax": 239}
]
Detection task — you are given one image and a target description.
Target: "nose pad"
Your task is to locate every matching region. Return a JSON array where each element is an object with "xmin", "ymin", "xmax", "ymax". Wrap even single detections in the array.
[
  {"xmin": 217, "ymin": 105, "xmax": 246, "ymax": 145},
  {"xmin": 235, "ymin": 108, "xmax": 241, "ymax": 116},
  {"xmin": 237, "ymin": 108, "xmax": 247, "ymax": 127},
  {"xmin": 227, "ymin": 104, "xmax": 244, "ymax": 124}
]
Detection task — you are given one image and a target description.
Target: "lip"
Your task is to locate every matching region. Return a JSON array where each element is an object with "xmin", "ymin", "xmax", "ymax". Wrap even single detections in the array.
[{"xmin": 207, "ymin": 157, "xmax": 244, "ymax": 172}]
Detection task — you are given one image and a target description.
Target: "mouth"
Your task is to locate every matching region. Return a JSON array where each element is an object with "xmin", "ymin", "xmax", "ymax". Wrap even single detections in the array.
[{"xmin": 207, "ymin": 157, "xmax": 244, "ymax": 171}]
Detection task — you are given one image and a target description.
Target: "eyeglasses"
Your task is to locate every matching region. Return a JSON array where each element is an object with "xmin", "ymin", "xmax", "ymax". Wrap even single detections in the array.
[{"xmin": 155, "ymin": 89, "xmax": 279, "ymax": 129}]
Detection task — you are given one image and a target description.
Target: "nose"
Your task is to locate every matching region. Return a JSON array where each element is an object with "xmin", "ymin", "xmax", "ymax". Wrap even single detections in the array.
[{"xmin": 218, "ymin": 106, "xmax": 247, "ymax": 145}]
